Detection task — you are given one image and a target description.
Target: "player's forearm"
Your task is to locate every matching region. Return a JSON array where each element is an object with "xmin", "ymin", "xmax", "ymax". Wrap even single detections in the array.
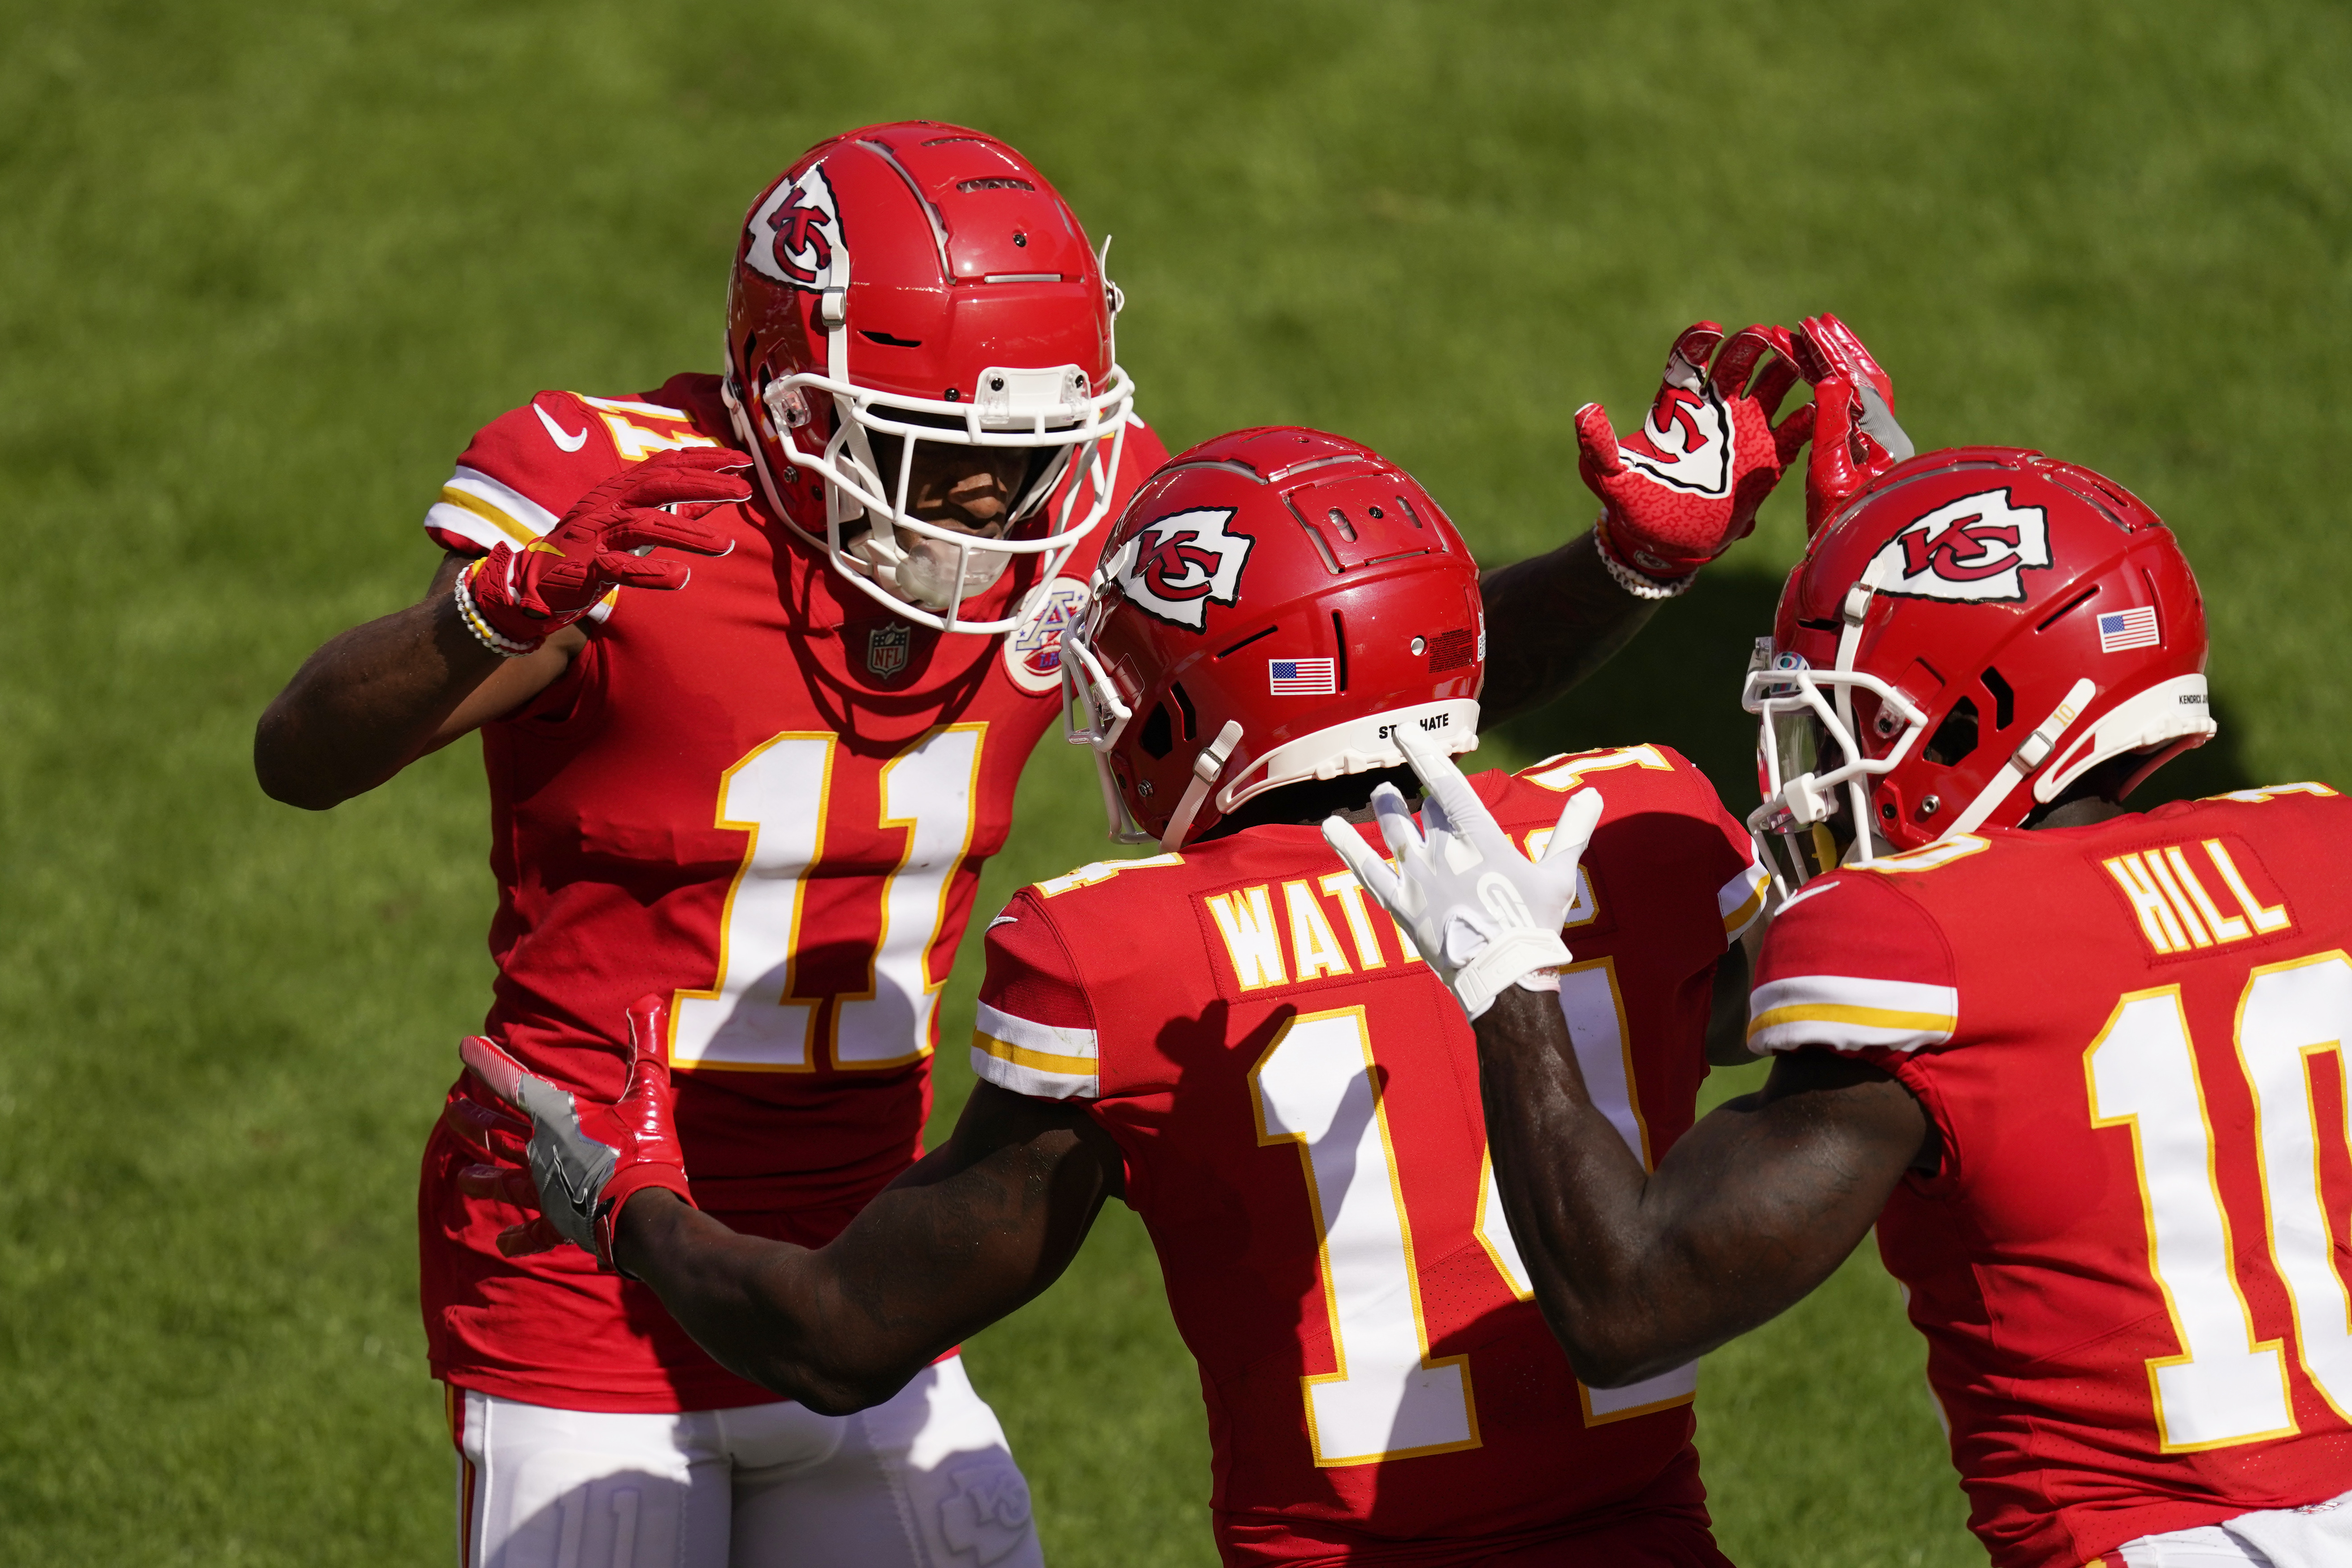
[
  {"xmin": 1475, "ymin": 529, "xmax": 1656, "ymax": 724},
  {"xmin": 1476, "ymin": 991, "xmax": 1919, "ymax": 1381},
  {"xmin": 1471, "ymin": 987, "xmax": 1707, "ymax": 1384},
  {"xmin": 253, "ymin": 585, "xmax": 502, "ymax": 807},
  {"xmin": 613, "ymin": 1098, "xmax": 1115, "ymax": 1415},
  {"xmin": 613, "ymin": 1191, "xmax": 940, "ymax": 1415}
]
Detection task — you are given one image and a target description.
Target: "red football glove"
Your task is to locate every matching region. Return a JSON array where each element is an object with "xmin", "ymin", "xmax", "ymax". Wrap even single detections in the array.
[
  {"xmin": 463, "ymin": 447, "xmax": 752, "ymax": 647},
  {"xmin": 451, "ymin": 995, "xmax": 693, "ymax": 1274},
  {"xmin": 1786, "ymin": 314, "xmax": 1913, "ymax": 538},
  {"xmin": 1577, "ymin": 322, "xmax": 1814, "ymax": 582}
]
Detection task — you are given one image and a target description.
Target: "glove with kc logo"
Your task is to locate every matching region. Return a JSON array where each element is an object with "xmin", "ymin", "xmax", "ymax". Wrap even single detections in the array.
[
  {"xmin": 461, "ymin": 447, "xmax": 751, "ymax": 650},
  {"xmin": 1575, "ymin": 321, "xmax": 1814, "ymax": 585},
  {"xmin": 452, "ymin": 994, "xmax": 693, "ymax": 1274},
  {"xmin": 1321, "ymin": 734, "xmax": 1607, "ymax": 1020},
  {"xmin": 1785, "ymin": 312, "xmax": 1914, "ymax": 538}
]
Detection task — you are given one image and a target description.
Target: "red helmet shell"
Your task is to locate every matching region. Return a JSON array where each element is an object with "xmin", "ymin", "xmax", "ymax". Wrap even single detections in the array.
[
  {"xmin": 1773, "ymin": 446, "xmax": 2211, "ymax": 848},
  {"xmin": 1079, "ymin": 428, "xmax": 1484, "ymax": 845},
  {"xmin": 724, "ymin": 122, "xmax": 1117, "ymax": 525}
]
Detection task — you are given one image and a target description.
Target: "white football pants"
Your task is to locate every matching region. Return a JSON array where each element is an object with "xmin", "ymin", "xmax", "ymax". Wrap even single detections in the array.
[
  {"xmin": 2119, "ymin": 1485, "xmax": 2352, "ymax": 1568},
  {"xmin": 450, "ymin": 1357, "xmax": 1042, "ymax": 1568}
]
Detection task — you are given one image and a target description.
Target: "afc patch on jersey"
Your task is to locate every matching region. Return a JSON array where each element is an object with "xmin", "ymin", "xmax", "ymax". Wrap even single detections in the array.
[
  {"xmin": 1114, "ymin": 507, "xmax": 1254, "ymax": 629},
  {"xmin": 1002, "ymin": 576, "xmax": 1089, "ymax": 696},
  {"xmin": 1871, "ymin": 487, "xmax": 2052, "ymax": 602}
]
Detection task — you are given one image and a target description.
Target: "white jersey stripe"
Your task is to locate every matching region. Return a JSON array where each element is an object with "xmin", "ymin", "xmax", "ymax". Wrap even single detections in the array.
[
  {"xmin": 973, "ymin": 1001, "xmax": 1098, "ymax": 1061},
  {"xmin": 425, "ymin": 465, "xmax": 564, "ymax": 553},
  {"xmin": 1746, "ymin": 974, "xmax": 1957, "ymax": 1055},
  {"xmin": 971, "ymin": 1038, "xmax": 1097, "ymax": 1100},
  {"xmin": 970, "ymin": 1001, "xmax": 1099, "ymax": 1100},
  {"xmin": 1718, "ymin": 856, "xmax": 1769, "ymax": 944}
]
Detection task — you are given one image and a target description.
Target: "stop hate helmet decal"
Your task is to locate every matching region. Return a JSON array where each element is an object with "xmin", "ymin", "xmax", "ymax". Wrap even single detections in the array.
[
  {"xmin": 743, "ymin": 165, "xmax": 844, "ymax": 291},
  {"xmin": 1115, "ymin": 507, "xmax": 1256, "ymax": 630},
  {"xmin": 1868, "ymin": 486, "xmax": 2052, "ymax": 603}
]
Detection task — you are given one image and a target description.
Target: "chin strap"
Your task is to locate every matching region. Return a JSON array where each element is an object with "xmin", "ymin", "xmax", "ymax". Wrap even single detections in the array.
[
  {"xmin": 1161, "ymin": 721, "xmax": 1245, "ymax": 851},
  {"xmin": 1945, "ymin": 677, "xmax": 2097, "ymax": 836}
]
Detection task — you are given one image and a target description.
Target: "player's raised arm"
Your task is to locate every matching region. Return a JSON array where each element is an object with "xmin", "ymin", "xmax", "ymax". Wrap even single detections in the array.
[
  {"xmin": 1328, "ymin": 737, "xmax": 1933, "ymax": 1385},
  {"xmin": 253, "ymin": 447, "xmax": 746, "ymax": 809},
  {"xmin": 454, "ymin": 997, "xmax": 1123, "ymax": 1416},
  {"xmin": 1476, "ymin": 321, "xmax": 1823, "ymax": 722},
  {"xmin": 1466, "ymin": 988, "xmax": 1929, "ymax": 1384}
]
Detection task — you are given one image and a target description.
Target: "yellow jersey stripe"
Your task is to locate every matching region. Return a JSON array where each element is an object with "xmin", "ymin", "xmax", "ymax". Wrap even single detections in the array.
[
  {"xmin": 437, "ymin": 486, "xmax": 537, "ymax": 545},
  {"xmin": 1720, "ymin": 885, "xmax": 1765, "ymax": 936},
  {"xmin": 974, "ymin": 1033, "xmax": 1096, "ymax": 1078},
  {"xmin": 1746, "ymin": 1003, "xmax": 1957, "ymax": 1040}
]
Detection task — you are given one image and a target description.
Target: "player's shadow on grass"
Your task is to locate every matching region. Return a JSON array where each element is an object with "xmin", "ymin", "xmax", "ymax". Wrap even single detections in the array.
[{"xmin": 1491, "ymin": 567, "xmax": 2257, "ymax": 810}]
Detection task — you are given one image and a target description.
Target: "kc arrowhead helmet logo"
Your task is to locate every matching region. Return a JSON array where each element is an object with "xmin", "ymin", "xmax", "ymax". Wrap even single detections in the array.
[
  {"xmin": 1114, "ymin": 507, "xmax": 1255, "ymax": 631},
  {"xmin": 1869, "ymin": 487, "xmax": 2052, "ymax": 603},
  {"xmin": 745, "ymin": 166, "xmax": 845, "ymax": 291}
]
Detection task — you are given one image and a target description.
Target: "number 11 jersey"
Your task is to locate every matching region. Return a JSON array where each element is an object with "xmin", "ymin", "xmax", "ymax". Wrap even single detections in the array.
[
  {"xmin": 416, "ymin": 373, "xmax": 1168, "ymax": 1411},
  {"xmin": 1750, "ymin": 785, "xmax": 2352, "ymax": 1568},
  {"xmin": 972, "ymin": 750, "xmax": 1765, "ymax": 1564}
]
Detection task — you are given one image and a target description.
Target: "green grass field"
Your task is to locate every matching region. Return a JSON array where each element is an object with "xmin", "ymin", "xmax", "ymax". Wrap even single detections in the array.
[{"xmin": 4, "ymin": 1, "xmax": 2350, "ymax": 1562}]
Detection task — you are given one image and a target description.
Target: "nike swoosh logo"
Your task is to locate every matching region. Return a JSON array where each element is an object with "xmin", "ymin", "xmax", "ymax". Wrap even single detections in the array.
[
  {"xmin": 533, "ymin": 399, "xmax": 589, "ymax": 453},
  {"xmin": 988, "ymin": 914, "xmax": 1018, "ymax": 930}
]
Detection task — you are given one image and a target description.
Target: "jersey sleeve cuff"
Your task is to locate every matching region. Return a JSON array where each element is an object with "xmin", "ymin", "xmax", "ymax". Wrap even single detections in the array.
[
  {"xmin": 424, "ymin": 465, "xmax": 562, "ymax": 554},
  {"xmin": 1746, "ymin": 974, "xmax": 1958, "ymax": 1056},
  {"xmin": 971, "ymin": 1000, "xmax": 1099, "ymax": 1100},
  {"xmin": 1718, "ymin": 856, "xmax": 1770, "ymax": 946}
]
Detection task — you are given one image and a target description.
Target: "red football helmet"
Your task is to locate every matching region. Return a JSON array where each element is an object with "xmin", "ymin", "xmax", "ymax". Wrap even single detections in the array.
[
  {"xmin": 1745, "ymin": 446, "xmax": 2214, "ymax": 884},
  {"xmin": 1063, "ymin": 428, "xmax": 1485, "ymax": 848},
  {"xmin": 720, "ymin": 122, "xmax": 1134, "ymax": 633}
]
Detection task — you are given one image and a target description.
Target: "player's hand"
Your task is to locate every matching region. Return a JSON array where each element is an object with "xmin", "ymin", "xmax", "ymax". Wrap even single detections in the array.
[
  {"xmin": 1321, "ymin": 736, "xmax": 1605, "ymax": 1020},
  {"xmin": 452, "ymin": 994, "xmax": 693, "ymax": 1273},
  {"xmin": 463, "ymin": 448, "xmax": 752, "ymax": 647},
  {"xmin": 1576, "ymin": 322, "xmax": 1813, "ymax": 582},
  {"xmin": 1786, "ymin": 314, "xmax": 1913, "ymax": 537}
]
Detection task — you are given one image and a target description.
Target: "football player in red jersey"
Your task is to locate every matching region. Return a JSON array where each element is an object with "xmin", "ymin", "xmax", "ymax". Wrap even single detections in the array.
[
  {"xmin": 453, "ymin": 428, "xmax": 1777, "ymax": 1565},
  {"xmin": 254, "ymin": 117, "xmax": 1832, "ymax": 1565},
  {"xmin": 1343, "ymin": 403, "xmax": 2352, "ymax": 1566}
]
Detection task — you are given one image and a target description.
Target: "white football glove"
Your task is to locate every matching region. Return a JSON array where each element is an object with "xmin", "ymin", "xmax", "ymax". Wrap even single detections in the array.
[{"xmin": 1321, "ymin": 736, "xmax": 1604, "ymax": 1020}]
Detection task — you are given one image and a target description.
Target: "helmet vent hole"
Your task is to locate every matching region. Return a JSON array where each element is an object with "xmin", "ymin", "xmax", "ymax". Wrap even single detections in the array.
[
  {"xmin": 2036, "ymin": 585, "xmax": 2100, "ymax": 632},
  {"xmin": 1170, "ymin": 682, "xmax": 1198, "ymax": 741},
  {"xmin": 1331, "ymin": 612, "xmax": 1350, "ymax": 691},
  {"xmin": 1982, "ymin": 666, "xmax": 2015, "ymax": 731},
  {"xmin": 1924, "ymin": 697, "xmax": 1980, "ymax": 767},
  {"xmin": 1216, "ymin": 625, "xmax": 1278, "ymax": 659},
  {"xmin": 956, "ymin": 177, "xmax": 1036, "ymax": 193},
  {"xmin": 1138, "ymin": 703, "xmax": 1174, "ymax": 760},
  {"xmin": 1326, "ymin": 507, "xmax": 1358, "ymax": 543}
]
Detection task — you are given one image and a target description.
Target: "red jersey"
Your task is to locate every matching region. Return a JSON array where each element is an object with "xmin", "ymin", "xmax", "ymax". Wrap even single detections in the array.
[
  {"xmin": 1749, "ymin": 784, "xmax": 2352, "ymax": 1566},
  {"xmin": 972, "ymin": 749, "xmax": 1767, "ymax": 1565},
  {"xmin": 415, "ymin": 374, "xmax": 1169, "ymax": 1411}
]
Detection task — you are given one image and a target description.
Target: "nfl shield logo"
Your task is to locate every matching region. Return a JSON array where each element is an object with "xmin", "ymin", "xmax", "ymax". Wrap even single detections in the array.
[{"xmin": 866, "ymin": 623, "xmax": 912, "ymax": 680}]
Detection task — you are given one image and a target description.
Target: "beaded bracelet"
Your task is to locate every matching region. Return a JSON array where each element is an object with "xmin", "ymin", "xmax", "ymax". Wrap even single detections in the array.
[
  {"xmin": 1594, "ymin": 518, "xmax": 1698, "ymax": 601},
  {"xmin": 453, "ymin": 563, "xmax": 542, "ymax": 657}
]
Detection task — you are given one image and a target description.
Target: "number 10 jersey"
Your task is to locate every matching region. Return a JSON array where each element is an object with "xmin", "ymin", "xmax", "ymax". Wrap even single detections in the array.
[
  {"xmin": 972, "ymin": 751, "xmax": 1765, "ymax": 1564},
  {"xmin": 1749, "ymin": 785, "xmax": 2352, "ymax": 1567}
]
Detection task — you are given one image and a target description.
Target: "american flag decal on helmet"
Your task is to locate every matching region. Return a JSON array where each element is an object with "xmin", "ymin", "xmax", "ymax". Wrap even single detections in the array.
[
  {"xmin": 2096, "ymin": 606, "xmax": 2160, "ymax": 653},
  {"xmin": 1268, "ymin": 658, "xmax": 1338, "ymax": 696}
]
